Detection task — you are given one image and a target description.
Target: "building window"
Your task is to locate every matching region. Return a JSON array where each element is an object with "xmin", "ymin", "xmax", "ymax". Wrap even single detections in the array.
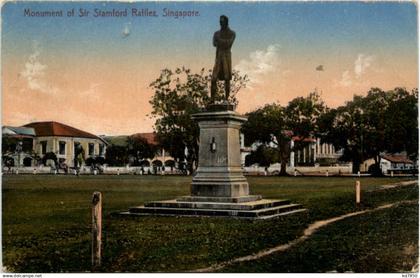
[
  {"xmin": 59, "ymin": 141, "xmax": 66, "ymax": 155},
  {"xmin": 41, "ymin": 141, "xmax": 47, "ymax": 155},
  {"xmin": 99, "ymin": 144, "xmax": 104, "ymax": 156},
  {"xmin": 88, "ymin": 143, "xmax": 95, "ymax": 156}
]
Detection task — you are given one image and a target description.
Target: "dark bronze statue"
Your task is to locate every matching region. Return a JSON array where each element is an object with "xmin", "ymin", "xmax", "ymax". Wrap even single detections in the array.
[{"xmin": 211, "ymin": 15, "xmax": 236, "ymax": 102}]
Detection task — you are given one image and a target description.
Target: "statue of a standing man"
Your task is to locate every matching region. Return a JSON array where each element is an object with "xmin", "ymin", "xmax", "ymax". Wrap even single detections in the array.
[{"xmin": 211, "ymin": 15, "xmax": 236, "ymax": 103}]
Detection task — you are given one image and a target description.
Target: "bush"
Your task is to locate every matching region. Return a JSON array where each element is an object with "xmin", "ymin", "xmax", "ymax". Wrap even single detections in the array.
[{"xmin": 42, "ymin": 152, "xmax": 57, "ymax": 167}]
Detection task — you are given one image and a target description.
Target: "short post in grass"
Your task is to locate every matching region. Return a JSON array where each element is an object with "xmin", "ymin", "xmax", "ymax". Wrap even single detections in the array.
[
  {"xmin": 355, "ymin": 180, "xmax": 361, "ymax": 206},
  {"xmin": 325, "ymin": 170, "xmax": 329, "ymax": 177},
  {"xmin": 92, "ymin": 192, "xmax": 102, "ymax": 270}
]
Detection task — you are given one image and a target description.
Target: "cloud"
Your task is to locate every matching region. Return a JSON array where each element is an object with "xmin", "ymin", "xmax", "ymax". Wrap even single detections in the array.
[
  {"xmin": 79, "ymin": 83, "xmax": 102, "ymax": 102},
  {"xmin": 354, "ymin": 54, "xmax": 374, "ymax": 78},
  {"xmin": 20, "ymin": 41, "xmax": 60, "ymax": 94},
  {"xmin": 335, "ymin": 54, "xmax": 374, "ymax": 88},
  {"xmin": 122, "ymin": 22, "xmax": 131, "ymax": 38},
  {"xmin": 339, "ymin": 70, "xmax": 352, "ymax": 87},
  {"xmin": 234, "ymin": 44, "xmax": 281, "ymax": 86}
]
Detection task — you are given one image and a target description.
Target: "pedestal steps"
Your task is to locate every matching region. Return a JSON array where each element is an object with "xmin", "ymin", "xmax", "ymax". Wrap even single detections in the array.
[{"xmin": 126, "ymin": 198, "xmax": 305, "ymax": 219}]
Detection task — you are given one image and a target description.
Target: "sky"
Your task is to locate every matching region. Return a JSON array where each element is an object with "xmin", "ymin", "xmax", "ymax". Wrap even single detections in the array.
[{"xmin": 2, "ymin": 1, "xmax": 418, "ymax": 135}]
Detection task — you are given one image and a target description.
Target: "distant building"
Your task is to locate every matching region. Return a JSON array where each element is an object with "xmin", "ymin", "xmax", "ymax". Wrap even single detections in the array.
[
  {"xmin": 104, "ymin": 132, "xmax": 175, "ymax": 168},
  {"xmin": 290, "ymin": 137, "xmax": 341, "ymax": 167},
  {"xmin": 131, "ymin": 132, "xmax": 175, "ymax": 167},
  {"xmin": 241, "ymin": 133, "xmax": 341, "ymax": 168},
  {"xmin": 361, "ymin": 153, "xmax": 415, "ymax": 174},
  {"xmin": 2, "ymin": 126, "xmax": 36, "ymax": 166},
  {"xmin": 23, "ymin": 121, "xmax": 107, "ymax": 167}
]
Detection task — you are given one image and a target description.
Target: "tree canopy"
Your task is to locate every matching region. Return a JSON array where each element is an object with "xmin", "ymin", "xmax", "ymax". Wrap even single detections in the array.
[
  {"xmin": 127, "ymin": 135, "xmax": 158, "ymax": 166},
  {"xmin": 318, "ymin": 87, "xmax": 418, "ymax": 174},
  {"xmin": 149, "ymin": 67, "xmax": 248, "ymax": 172},
  {"xmin": 242, "ymin": 91, "xmax": 326, "ymax": 175},
  {"xmin": 104, "ymin": 135, "xmax": 157, "ymax": 166}
]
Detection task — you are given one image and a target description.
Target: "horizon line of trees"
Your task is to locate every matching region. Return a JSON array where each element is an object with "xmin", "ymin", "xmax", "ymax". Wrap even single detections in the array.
[
  {"xmin": 149, "ymin": 67, "xmax": 418, "ymax": 176},
  {"xmin": 3, "ymin": 67, "xmax": 417, "ymax": 176}
]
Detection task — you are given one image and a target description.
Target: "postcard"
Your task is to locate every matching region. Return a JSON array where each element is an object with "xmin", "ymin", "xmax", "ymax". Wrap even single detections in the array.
[{"xmin": 2, "ymin": 0, "xmax": 418, "ymax": 274}]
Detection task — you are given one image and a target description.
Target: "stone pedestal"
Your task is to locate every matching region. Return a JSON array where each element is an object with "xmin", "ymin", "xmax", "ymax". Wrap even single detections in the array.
[
  {"xmin": 190, "ymin": 110, "xmax": 249, "ymax": 198},
  {"xmin": 123, "ymin": 105, "xmax": 305, "ymax": 219}
]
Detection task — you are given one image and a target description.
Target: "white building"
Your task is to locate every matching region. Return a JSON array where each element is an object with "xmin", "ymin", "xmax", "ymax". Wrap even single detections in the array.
[{"xmin": 290, "ymin": 137, "xmax": 341, "ymax": 167}]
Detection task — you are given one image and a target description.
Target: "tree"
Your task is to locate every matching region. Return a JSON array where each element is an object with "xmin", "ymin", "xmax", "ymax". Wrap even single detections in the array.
[
  {"xmin": 149, "ymin": 67, "xmax": 248, "ymax": 173},
  {"xmin": 242, "ymin": 103, "xmax": 289, "ymax": 175},
  {"xmin": 74, "ymin": 143, "xmax": 85, "ymax": 169},
  {"xmin": 127, "ymin": 135, "xmax": 157, "ymax": 166},
  {"xmin": 242, "ymin": 92, "xmax": 326, "ymax": 175},
  {"xmin": 105, "ymin": 145, "xmax": 128, "ymax": 166},
  {"xmin": 286, "ymin": 91, "xmax": 326, "ymax": 138},
  {"xmin": 318, "ymin": 87, "xmax": 418, "ymax": 175},
  {"xmin": 244, "ymin": 145, "xmax": 279, "ymax": 167},
  {"xmin": 384, "ymin": 88, "xmax": 418, "ymax": 160},
  {"xmin": 42, "ymin": 152, "xmax": 58, "ymax": 168}
]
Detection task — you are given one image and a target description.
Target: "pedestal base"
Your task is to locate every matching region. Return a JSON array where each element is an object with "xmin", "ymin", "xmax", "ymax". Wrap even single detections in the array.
[
  {"xmin": 190, "ymin": 110, "xmax": 250, "ymax": 198},
  {"xmin": 124, "ymin": 197, "xmax": 306, "ymax": 220},
  {"xmin": 177, "ymin": 195, "xmax": 262, "ymax": 203}
]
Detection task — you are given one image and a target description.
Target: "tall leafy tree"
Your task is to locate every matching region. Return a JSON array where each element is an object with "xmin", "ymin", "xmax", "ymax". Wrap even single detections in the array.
[
  {"xmin": 318, "ymin": 87, "xmax": 418, "ymax": 175},
  {"xmin": 149, "ymin": 67, "xmax": 248, "ymax": 172},
  {"xmin": 242, "ymin": 92, "xmax": 326, "ymax": 175},
  {"xmin": 384, "ymin": 88, "xmax": 418, "ymax": 159}
]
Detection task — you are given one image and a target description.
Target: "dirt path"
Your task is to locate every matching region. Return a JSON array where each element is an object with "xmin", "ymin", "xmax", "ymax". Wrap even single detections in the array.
[
  {"xmin": 192, "ymin": 199, "xmax": 418, "ymax": 272},
  {"xmin": 375, "ymin": 180, "xmax": 418, "ymax": 191}
]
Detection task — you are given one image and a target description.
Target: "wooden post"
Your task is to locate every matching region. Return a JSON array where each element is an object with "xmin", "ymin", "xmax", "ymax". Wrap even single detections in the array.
[
  {"xmin": 355, "ymin": 180, "xmax": 361, "ymax": 205},
  {"xmin": 92, "ymin": 192, "xmax": 102, "ymax": 270}
]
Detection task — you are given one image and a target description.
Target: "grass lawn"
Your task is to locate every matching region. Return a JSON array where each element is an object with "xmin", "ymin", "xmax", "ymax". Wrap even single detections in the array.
[
  {"xmin": 2, "ymin": 175, "xmax": 418, "ymax": 272},
  {"xmin": 221, "ymin": 202, "xmax": 419, "ymax": 273}
]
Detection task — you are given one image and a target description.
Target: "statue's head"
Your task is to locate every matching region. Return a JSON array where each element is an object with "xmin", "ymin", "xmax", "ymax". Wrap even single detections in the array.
[{"xmin": 220, "ymin": 15, "xmax": 228, "ymax": 29}]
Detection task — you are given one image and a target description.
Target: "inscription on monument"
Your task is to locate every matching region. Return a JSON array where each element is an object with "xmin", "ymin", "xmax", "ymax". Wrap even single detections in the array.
[{"xmin": 216, "ymin": 156, "xmax": 227, "ymax": 164}]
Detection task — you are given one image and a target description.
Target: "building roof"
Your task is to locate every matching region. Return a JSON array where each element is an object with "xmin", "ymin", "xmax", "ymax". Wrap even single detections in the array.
[
  {"xmin": 3, "ymin": 126, "xmax": 35, "ymax": 137},
  {"xmin": 23, "ymin": 121, "xmax": 107, "ymax": 143},
  {"xmin": 292, "ymin": 136, "xmax": 316, "ymax": 143},
  {"xmin": 102, "ymin": 135, "xmax": 128, "ymax": 147},
  {"xmin": 131, "ymin": 133, "xmax": 158, "ymax": 145},
  {"xmin": 381, "ymin": 154, "xmax": 413, "ymax": 164},
  {"xmin": 103, "ymin": 133, "xmax": 158, "ymax": 147}
]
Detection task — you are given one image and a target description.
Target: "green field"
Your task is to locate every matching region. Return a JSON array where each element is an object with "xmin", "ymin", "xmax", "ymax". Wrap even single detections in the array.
[{"xmin": 2, "ymin": 175, "xmax": 418, "ymax": 272}]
